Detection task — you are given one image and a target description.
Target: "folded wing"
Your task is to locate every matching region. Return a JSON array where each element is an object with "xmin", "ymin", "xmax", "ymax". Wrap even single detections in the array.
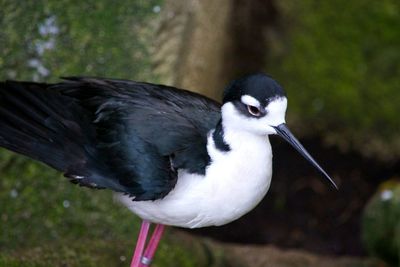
[{"xmin": 0, "ymin": 78, "xmax": 221, "ymax": 200}]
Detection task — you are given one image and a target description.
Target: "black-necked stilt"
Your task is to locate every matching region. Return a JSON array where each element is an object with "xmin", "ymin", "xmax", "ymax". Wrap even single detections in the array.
[{"xmin": 0, "ymin": 73, "xmax": 337, "ymax": 266}]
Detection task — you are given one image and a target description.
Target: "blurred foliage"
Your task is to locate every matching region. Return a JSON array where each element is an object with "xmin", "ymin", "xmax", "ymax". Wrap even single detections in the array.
[
  {"xmin": 269, "ymin": 0, "xmax": 400, "ymax": 161},
  {"xmin": 362, "ymin": 179, "xmax": 400, "ymax": 266}
]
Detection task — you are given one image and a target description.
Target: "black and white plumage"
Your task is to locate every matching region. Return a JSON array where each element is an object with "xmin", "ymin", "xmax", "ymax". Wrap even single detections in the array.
[
  {"xmin": 1, "ymin": 77, "xmax": 221, "ymax": 200},
  {"xmin": 0, "ymin": 73, "xmax": 336, "ymax": 229}
]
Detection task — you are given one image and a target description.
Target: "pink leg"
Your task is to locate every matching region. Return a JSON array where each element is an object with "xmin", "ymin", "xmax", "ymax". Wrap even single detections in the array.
[
  {"xmin": 140, "ymin": 224, "xmax": 165, "ymax": 266},
  {"xmin": 130, "ymin": 220, "xmax": 151, "ymax": 267}
]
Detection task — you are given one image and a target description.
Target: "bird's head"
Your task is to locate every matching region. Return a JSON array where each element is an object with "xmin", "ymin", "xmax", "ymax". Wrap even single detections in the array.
[
  {"xmin": 222, "ymin": 73, "xmax": 287, "ymax": 135},
  {"xmin": 221, "ymin": 73, "xmax": 337, "ymax": 189}
]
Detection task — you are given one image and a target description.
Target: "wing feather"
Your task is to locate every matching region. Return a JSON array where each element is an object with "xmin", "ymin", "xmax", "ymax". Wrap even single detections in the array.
[{"xmin": 0, "ymin": 77, "xmax": 220, "ymax": 200}]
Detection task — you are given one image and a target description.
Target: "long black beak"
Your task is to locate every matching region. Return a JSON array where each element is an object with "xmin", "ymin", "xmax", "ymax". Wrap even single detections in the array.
[{"xmin": 273, "ymin": 123, "xmax": 338, "ymax": 190}]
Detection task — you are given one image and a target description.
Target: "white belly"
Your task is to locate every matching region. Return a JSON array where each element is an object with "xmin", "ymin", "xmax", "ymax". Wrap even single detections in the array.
[{"xmin": 118, "ymin": 131, "xmax": 273, "ymax": 228}]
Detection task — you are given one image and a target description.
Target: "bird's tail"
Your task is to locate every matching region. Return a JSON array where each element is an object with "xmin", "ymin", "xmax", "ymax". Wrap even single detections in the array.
[{"xmin": 0, "ymin": 80, "xmax": 89, "ymax": 173}]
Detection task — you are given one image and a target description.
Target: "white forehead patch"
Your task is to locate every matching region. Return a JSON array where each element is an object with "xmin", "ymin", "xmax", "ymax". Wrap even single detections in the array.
[
  {"xmin": 241, "ymin": 95, "xmax": 260, "ymax": 107},
  {"xmin": 266, "ymin": 97, "xmax": 288, "ymax": 126}
]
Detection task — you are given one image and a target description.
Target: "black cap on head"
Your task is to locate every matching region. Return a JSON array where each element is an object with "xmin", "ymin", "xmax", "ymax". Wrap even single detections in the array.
[{"xmin": 223, "ymin": 73, "xmax": 286, "ymax": 106}]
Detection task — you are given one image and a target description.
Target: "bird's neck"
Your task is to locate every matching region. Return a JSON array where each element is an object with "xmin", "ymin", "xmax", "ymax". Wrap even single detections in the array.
[
  {"xmin": 212, "ymin": 118, "xmax": 270, "ymax": 152},
  {"xmin": 211, "ymin": 120, "xmax": 231, "ymax": 152}
]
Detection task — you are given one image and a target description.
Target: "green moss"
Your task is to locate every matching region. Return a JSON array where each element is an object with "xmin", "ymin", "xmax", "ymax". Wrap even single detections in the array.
[
  {"xmin": 269, "ymin": 0, "xmax": 400, "ymax": 160},
  {"xmin": 0, "ymin": 0, "xmax": 161, "ymax": 82}
]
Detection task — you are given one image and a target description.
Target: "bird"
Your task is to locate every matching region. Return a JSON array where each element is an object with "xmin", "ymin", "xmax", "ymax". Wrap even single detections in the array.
[{"xmin": 0, "ymin": 73, "xmax": 337, "ymax": 267}]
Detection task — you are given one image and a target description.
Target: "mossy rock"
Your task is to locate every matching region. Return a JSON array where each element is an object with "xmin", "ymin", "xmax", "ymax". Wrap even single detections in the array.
[
  {"xmin": 362, "ymin": 179, "xmax": 400, "ymax": 265},
  {"xmin": 269, "ymin": 0, "xmax": 400, "ymax": 161}
]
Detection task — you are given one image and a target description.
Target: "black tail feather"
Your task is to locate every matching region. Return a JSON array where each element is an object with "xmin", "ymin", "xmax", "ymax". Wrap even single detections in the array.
[{"xmin": 0, "ymin": 81, "xmax": 88, "ymax": 172}]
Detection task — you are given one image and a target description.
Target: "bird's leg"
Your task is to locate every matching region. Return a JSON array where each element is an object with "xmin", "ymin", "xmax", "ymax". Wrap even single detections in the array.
[
  {"xmin": 130, "ymin": 220, "xmax": 151, "ymax": 267},
  {"xmin": 139, "ymin": 224, "xmax": 165, "ymax": 266}
]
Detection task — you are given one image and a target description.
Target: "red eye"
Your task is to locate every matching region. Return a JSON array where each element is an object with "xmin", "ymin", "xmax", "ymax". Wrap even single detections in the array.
[{"xmin": 247, "ymin": 105, "xmax": 261, "ymax": 117}]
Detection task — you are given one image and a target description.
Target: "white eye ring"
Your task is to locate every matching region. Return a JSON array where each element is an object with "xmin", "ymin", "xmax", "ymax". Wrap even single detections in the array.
[{"xmin": 246, "ymin": 105, "xmax": 261, "ymax": 117}]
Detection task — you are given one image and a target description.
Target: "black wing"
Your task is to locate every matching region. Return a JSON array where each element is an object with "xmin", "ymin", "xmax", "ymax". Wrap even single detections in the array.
[{"xmin": 0, "ymin": 77, "xmax": 221, "ymax": 200}]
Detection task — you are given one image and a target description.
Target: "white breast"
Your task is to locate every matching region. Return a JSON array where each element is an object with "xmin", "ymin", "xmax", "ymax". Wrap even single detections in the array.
[{"xmin": 118, "ymin": 129, "xmax": 273, "ymax": 228}]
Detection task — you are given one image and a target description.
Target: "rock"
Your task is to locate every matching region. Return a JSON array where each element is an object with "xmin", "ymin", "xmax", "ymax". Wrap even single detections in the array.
[{"xmin": 362, "ymin": 179, "xmax": 400, "ymax": 265}]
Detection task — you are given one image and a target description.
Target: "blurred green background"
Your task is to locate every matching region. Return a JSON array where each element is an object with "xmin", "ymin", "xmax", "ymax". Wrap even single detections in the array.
[{"xmin": 0, "ymin": 0, "xmax": 399, "ymax": 266}]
